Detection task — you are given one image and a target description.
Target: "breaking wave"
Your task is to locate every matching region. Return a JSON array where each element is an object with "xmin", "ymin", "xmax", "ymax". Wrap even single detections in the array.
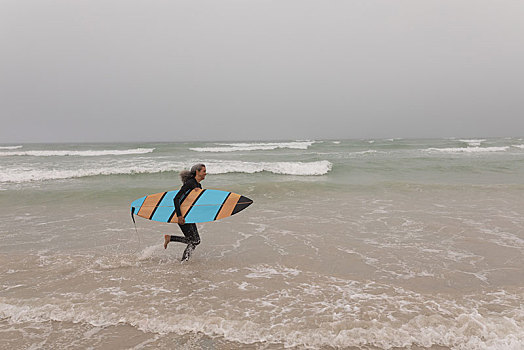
[
  {"xmin": 190, "ymin": 141, "xmax": 315, "ymax": 152},
  {"xmin": 424, "ymin": 147, "xmax": 510, "ymax": 153},
  {"xmin": 209, "ymin": 160, "xmax": 332, "ymax": 176},
  {"xmin": 459, "ymin": 139, "xmax": 486, "ymax": 147},
  {"xmin": 0, "ymin": 145, "xmax": 23, "ymax": 150},
  {"xmin": 0, "ymin": 160, "xmax": 332, "ymax": 183},
  {"xmin": 0, "ymin": 148, "xmax": 155, "ymax": 157}
]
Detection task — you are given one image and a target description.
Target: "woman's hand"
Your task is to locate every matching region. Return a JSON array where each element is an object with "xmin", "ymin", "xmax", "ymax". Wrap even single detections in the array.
[{"xmin": 177, "ymin": 216, "xmax": 185, "ymax": 225}]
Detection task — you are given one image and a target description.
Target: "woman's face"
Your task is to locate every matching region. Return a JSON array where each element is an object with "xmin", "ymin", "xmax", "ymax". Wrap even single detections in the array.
[{"xmin": 196, "ymin": 166, "xmax": 207, "ymax": 180}]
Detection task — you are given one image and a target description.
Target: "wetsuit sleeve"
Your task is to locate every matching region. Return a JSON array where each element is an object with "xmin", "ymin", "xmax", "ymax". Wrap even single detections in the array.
[
  {"xmin": 173, "ymin": 180, "xmax": 196, "ymax": 217},
  {"xmin": 174, "ymin": 183, "xmax": 189, "ymax": 217}
]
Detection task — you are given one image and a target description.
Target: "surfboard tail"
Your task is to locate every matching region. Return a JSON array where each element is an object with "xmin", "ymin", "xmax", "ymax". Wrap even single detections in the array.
[{"xmin": 130, "ymin": 196, "xmax": 147, "ymax": 223}]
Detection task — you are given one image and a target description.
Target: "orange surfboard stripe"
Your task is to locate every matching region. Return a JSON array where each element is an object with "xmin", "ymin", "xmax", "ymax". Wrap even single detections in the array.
[
  {"xmin": 215, "ymin": 192, "xmax": 241, "ymax": 221},
  {"xmin": 137, "ymin": 192, "xmax": 166, "ymax": 219}
]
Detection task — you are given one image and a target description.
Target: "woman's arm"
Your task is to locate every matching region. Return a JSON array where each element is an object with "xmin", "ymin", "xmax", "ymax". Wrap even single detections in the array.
[{"xmin": 173, "ymin": 181, "xmax": 194, "ymax": 223}]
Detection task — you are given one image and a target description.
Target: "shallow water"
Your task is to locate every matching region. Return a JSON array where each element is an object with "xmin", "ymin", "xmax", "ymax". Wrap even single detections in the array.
[{"xmin": 1, "ymin": 139, "xmax": 523, "ymax": 349}]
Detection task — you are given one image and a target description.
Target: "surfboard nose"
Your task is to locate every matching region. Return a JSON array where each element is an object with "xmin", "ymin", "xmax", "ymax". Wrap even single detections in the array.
[{"xmin": 232, "ymin": 195, "xmax": 253, "ymax": 215}]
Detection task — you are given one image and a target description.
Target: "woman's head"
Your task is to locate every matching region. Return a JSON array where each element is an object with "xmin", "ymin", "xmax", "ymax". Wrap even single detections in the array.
[{"xmin": 180, "ymin": 163, "xmax": 206, "ymax": 183}]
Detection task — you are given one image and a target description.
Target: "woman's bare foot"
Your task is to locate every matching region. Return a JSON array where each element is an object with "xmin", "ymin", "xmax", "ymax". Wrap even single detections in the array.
[{"xmin": 164, "ymin": 235, "xmax": 170, "ymax": 249}]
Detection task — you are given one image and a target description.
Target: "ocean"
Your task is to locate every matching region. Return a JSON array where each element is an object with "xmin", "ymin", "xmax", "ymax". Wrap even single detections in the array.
[{"xmin": 0, "ymin": 138, "xmax": 523, "ymax": 349}]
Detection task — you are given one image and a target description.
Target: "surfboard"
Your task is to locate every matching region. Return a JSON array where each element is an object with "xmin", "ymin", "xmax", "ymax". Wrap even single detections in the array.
[{"xmin": 130, "ymin": 188, "xmax": 253, "ymax": 224}]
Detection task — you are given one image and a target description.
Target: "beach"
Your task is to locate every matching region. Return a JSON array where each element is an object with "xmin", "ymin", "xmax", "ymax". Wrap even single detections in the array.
[{"xmin": 1, "ymin": 138, "xmax": 523, "ymax": 349}]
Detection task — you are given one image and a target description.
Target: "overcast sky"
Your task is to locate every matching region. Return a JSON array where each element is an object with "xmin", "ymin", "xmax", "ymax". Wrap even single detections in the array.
[{"xmin": 1, "ymin": 0, "xmax": 523, "ymax": 143}]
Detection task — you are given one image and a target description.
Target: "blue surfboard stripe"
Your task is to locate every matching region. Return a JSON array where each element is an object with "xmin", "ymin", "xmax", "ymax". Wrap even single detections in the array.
[
  {"xmin": 184, "ymin": 189, "xmax": 230, "ymax": 223},
  {"xmin": 151, "ymin": 190, "xmax": 179, "ymax": 222},
  {"xmin": 131, "ymin": 196, "xmax": 147, "ymax": 213}
]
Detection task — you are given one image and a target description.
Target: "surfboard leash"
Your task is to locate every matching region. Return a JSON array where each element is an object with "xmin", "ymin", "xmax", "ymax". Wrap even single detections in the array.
[{"xmin": 130, "ymin": 207, "xmax": 143, "ymax": 255}]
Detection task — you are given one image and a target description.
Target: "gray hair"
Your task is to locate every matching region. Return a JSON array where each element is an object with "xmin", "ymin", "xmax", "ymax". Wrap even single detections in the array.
[{"xmin": 180, "ymin": 163, "xmax": 206, "ymax": 184}]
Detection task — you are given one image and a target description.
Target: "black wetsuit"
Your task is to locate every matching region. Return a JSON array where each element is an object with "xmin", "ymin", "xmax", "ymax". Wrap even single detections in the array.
[{"xmin": 170, "ymin": 178, "xmax": 201, "ymax": 259}]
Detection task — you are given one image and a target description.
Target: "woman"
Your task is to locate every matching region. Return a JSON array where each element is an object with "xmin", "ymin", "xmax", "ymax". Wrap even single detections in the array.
[{"xmin": 163, "ymin": 163, "xmax": 207, "ymax": 261}]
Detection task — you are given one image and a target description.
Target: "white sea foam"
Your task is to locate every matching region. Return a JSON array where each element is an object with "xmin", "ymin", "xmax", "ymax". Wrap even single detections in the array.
[
  {"xmin": 208, "ymin": 160, "xmax": 332, "ymax": 176},
  {"xmin": 0, "ymin": 148, "xmax": 155, "ymax": 157},
  {"xmin": 0, "ymin": 160, "xmax": 332, "ymax": 183},
  {"xmin": 0, "ymin": 145, "xmax": 23, "ymax": 150},
  {"xmin": 190, "ymin": 141, "xmax": 315, "ymax": 152},
  {"xmin": 352, "ymin": 150, "xmax": 378, "ymax": 155},
  {"xmin": 512, "ymin": 144, "xmax": 524, "ymax": 149},
  {"xmin": 245, "ymin": 265, "xmax": 301, "ymax": 279},
  {"xmin": 1, "ymin": 298, "xmax": 522, "ymax": 350},
  {"xmin": 424, "ymin": 147, "xmax": 509, "ymax": 153}
]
